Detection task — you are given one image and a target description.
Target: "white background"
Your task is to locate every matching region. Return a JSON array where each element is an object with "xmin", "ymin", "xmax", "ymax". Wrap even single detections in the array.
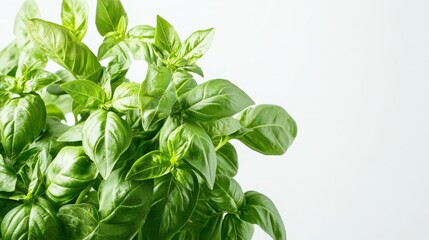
[{"xmin": 1, "ymin": 1, "xmax": 429, "ymax": 239}]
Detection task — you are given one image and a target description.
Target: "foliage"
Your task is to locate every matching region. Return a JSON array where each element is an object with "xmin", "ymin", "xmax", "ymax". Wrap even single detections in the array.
[{"xmin": 0, "ymin": 0, "xmax": 297, "ymax": 239}]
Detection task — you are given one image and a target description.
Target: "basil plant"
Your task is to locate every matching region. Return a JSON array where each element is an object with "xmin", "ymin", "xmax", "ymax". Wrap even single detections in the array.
[{"xmin": 0, "ymin": 0, "xmax": 297, "ymax": 239}]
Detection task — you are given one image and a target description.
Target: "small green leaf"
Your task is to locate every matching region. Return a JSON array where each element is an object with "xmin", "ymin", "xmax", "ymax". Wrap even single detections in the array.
[
  {"xmin": 27, "ymin": 19, "xmax": 102, "ymax": 81},
  {"xmin": 154, "ymin": 15, "xmax": 181, "ymax": 55},
  {"xmin": 216, "ymin": 143, "xmax": 239, "ymax": 177},
  {"xmin": 126, "ymin": 151, "xmax": 171, "ymax": 181},
  {"xmin": 57, "ymin": 203, "xmax": 100, "ymax": 239},
  {"xmin": 96, "ymin": 0, "xmax": 128, "ymax": 36},
  {"xmin": 237, "ymin": 104, "xmax": 297, "ymax": 155},
  {"xmin": 82, "ymin": 110, "xmax": 132, "ymax": 179},
  {"xmin": 61, "ymin": 0, "xmax": 89, "ymax": 40},
  {"xmin": 199, "ymin": 214, "xmax": 223, "ymax": 240},
  {"xmin": 57, "ymin": 122, "xmax": 84, "ymax": 142},
  {"xmin": 179, "ymin": 79, "xmax": 254, "ymax": 121},
  {"xmin": 0, "ymin": 41, "xmax": 19, "ymax": 75},
  {"xmin": 127, "ymin": 25, "xmax": 155, "ymax": 41},
  {"xmin": 61, "ymin": 79, "xmax": 105, "ymax": 109},
  {"xmin": 240, "ymin": 191, "xmax": 286, "ymax": 240},
  {"xmin": 23, "ymin": 70, "xmax": 61, "ymax": 93},
  {"xmin": 222, "ymin": 214, "xmax": 254, "ymax": 240},
  {"xmin": 201, "ymin": 117, "xmax": 242, "ymax": 138},
  {"xmin": 111, "ymin": 82, "xmax": 140, "ymax": 111},
  {"xmin": 0, "ymin": 164, "xmax": 17, "ymax": 192},
  {"xmin": 178, "ymin": 28, "xmax": 215, "ymax": 63}
]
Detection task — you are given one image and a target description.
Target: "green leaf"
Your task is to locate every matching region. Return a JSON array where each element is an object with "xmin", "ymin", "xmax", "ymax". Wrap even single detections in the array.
[
  {"xmin": 240, "ymin": 191, "xmax": 286, "ymax": 240},
  {"xmin": 0, "ymin": 94, "xmax": 46, "ymax": 158},
  {"xmin": 201, "ymin": 117, "xmax": 241, "ymax": 139},
  {"xmin": 61, "ymin": 79, "xmax": 106, "ymax": 109},
  {"xmin": 96, "ymin": 0, "xmax": 128, "ymax": 36},
  {"xmin": 57, "ymin": 203, "xmax": 100, "ymax": 240},
  {"xmin": 237, "ymin": 104, "xmax": 297, "ymax": 155},
  {"xmin": 16, "ymin": 45, "xmax": 47, "ymax": 77},
  {"xmin": 142, "ymin": 174, "xmax": 199, "ymax": 240},
  {"xmin": 216, "ymin": 143, "xmax": 239, "ymax": 177},
  {"xmin": 154, "ymin": 15, "xmax": 181, "ymax": 55},
  {"xmin": 61, "ymin": 0, "xmax": 89, "ymax": 40},
  {"xmin": 127, "ymin": 25, "xmax": 155, "ymax": 41},
  {"xmin": 126, "ymin": 150, "xmax": 172, "ymax": 181},
  {"xmin": 27, "ymin": 19, "xmax": 102, "ymax": 81},
  {"xmin": 0, "ymin": 197, "xmax": 61, "ymax": 240},
  {"xmin": 0, "ymin": 41, "xmax": 19, "ymax": 75},
  {"xmin": 172, "ymin": 70, "xmax": 197, "ymax": 96},
  {"xmin": 222, "ymin": 214, "xmax": 254, "ymax": 240},
  {"xmin": 111, "ymin": 82, "xmax": 140, "ymax": 111},
  {"xmin": 82, "ymin": 110, "xmax": 132, "ymax": 179},
  {"xmin": 178, "ymin": 28, "xmax": 215, "ymax": 63},
  {"xmin": 14, "ymin": 0, "xmax": 40, "ymax": 49},
  {"xmin": 45, "ymin": 146, "xmax": 97, "ymax": 205},
  {"xmin": 139, "ymin": 66, "xmax": 176, "ymax": 130},
  {"xmin": 179, "ymin": 79, "xmax": 254, "ymax": 121},
  {"xmin": 208, "ymin": 175, "xmax": 245, "ymax": 213},
  {"xmin": 0, "ymin": 164, "xmax": 17, "ymax": 192},
  {"xmin": 198, "ymin": 214, "xmax": 223, "ymax": 240},
  {"xmin": 57, "ymin": 122, "xmax": 84, "ymax": 142},
  {"xmin": 88, "ymin": 170, "xmax": 154, "ymax": 239},
  {"xmin": 170, "ymin": 123, "xmax": 217, "ymax": 189},
  {"xmin": 97, "ymin": 33, "xmax": 122, "ymax": 60},
  {"xmin": 23, "ymin": 70, "xmax": 61, "ymax": 93}
]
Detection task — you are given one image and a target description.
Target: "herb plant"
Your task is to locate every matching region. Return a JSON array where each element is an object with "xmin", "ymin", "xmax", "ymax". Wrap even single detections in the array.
[{"xmin": 0, "ymin": 0, "xmax": 297, "ymax": 239}]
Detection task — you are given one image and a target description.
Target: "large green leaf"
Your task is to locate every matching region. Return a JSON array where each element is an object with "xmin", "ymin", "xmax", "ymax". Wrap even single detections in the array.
[
  {"xmin": 82, "ymin": 110, "xmax": 132, "ymax": 179},
  {"xmin": 178, "ymin": 28, "xmax": 215, "ymax": 63},
  {"xmin": 216, "ymin": 143, "xmax": 239, "ymax": 177},
  {"xmin": 0, "ymin": 94, "xmax": 46, "ymax": 159},
  {"xmin": 237, "ymin": 104, "xmax": 297, "ymax": 155},
  {"xmin": 45, "ymin": 146, "xmax": 97, "ymax": 205},
  {"xmin": 240, "ymin": 191, "xmax": 286, "ymax": 240},
  {"xmin": 0, "ymin": 197, "xmax": 61, "ymax": 240},
  {"xmin": 61, "ymin": 0, "xmax": 89, "ymax": 40},
  {"xmin": 0, "ymin": 41, "xmax": 19, "ymax": 75},
  {"xmin": 57, "ymin": 203, "xmax": 99, "ymax": 240},
  {"xmin": 168, "ymin": 123, "xmax": 217, "ymax": 189},
  {"xmin": 207, "ymin": 175, "xmax": 245, "ymax": 213},
  {"xmin": 87, "ymin": 170, "xmax": 154, "ymax": 239},
  {"xmin": 142, "ymin": 174, "xmax": 199, "ymax": 240},
  {"xmin": 126, "ymin": 150, "xmax": 172, "ymax": 181},
  {"xmin": 61, "ymin": 80, "xmax": 106, "ymax": 109},
  {"xmin": 27, "ymin": 19, "xmax": 102, "ymax": 81},
  {"xmin": 154, "ymin": 15, "xmax": 181, "ymax": 55},
  {"xmin": 139, "ymin": 66, "xmax": 176, "ymax": 130},
  {"xmin": 179, "ymin": 79, "xmax": 254, "ymax": 121},
  {"xmin": 96, "ymin": 0, "xmax": 128, "ymax": 36},
  {"xmin": 14, "ymin": 0, "xmax": 40, "ymax": 49},
  {"xmin": 222, "ymin": 214, "xmax": 254, "ymax": 240}
]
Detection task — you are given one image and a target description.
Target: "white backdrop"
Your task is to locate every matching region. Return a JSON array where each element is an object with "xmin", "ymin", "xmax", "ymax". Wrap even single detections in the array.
[{"xmin": 1, "ymin": 1, "xmax": 429, "ymax": 239}]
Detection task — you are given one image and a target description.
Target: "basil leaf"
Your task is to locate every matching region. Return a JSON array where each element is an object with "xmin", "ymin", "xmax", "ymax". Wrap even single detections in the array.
[
  {"xmin": 139, "ymin": 66, "xmax": 176, "ymax": 130},
  {"xmin": 183, "ymin": 123, "xmax": 217, "ymax": 189},
  {"xmin": 96, "ymin": 0, "xmax": 128, "ymax": 36},
  {"xmin": 0, "ymin": 94, "xmax": 46, "ymax": 158},
  {"xmin": 27, "ymin": 19, "xmax": 102, "ymax": 81},
  {"xmin": 45, "ymin": 146, "xmax": 97, "ymax": 205},
  {"xmin": 240, "ymin": 191, "xmax": 286, "ymax": 240},
  {"xmin": 179, "ymin": 79, "xmax": 254, "ymax": 121},
  {"xmin": 0, "ymin": 197, "xmax": 61, "ymax": 239},
  {"xmin": 172, "ymin": 70, "xmax": 197, "ymax": 96},
  {"xmin": 178, "ymin": 28, "xmax": 215, "ymax": 63},
  {"xmin": 127, "ymin": 25, "xmax": 155, "ymax": 41},
  {"xmin": 216, "ymin": 143, "xmax": 239, "ymax": 177},
  {"xmin": 0, "ymin": 41, "xmax": 19, "ymax": 75},
  {"xmin": 237, "ymin": 104, "xmax": 297, "ymax": 155},
  {"xmin": 142, "ymin": 174, "xmax": 199, "ymax": 240},
  {"xmin": 0, "ymin": 164, "xmax": 17, "ymax": 192},
  {"xmin": 201, "ymin": 117, "xmax": 241, "ymax": 139},
  {"xmin": 16, "ymin": 46, "xmax": 47, "ymax": 77},
  {"xmin": 57, "ymin": 203, "xmax": 100, "ymax": 240},
  {"xmin": 208, "ymin": 175, "xmax": 245, "ymax": 213},
  {"xmin": 89, "ymin": 170, "xmax": 154, "ymax": 239},
  {"xmin": 61, "ymin": 0, "xmax": 89, "ymax": 40},
  {"xmin": 57, "ymin": 122, "xmax": 84, "ymax": 142},
  {"xmin": 126, "ymin": 150, "xmax": 171, "ymax": 181},
  {"xmin": 82, "ymin": 110, "xmax": 132, "ymax": 179},
  {"xmin": 222, "ymin": 214, "xmax": 254, "ymax": 240},
  {"xmin": 199, "ymin": 214, "xmax": 223, "ymax": 240},
  {"xmin": 154, "ymin": 15, "xmax": 181, "ymax": 55},
  {"xmin": 98, "ymin": 33, "xmax": 122, "ymax": 60},
  {"xmin": 111, "ymin": 82, "xmax": 140, "ymax": 111},
  {"xmin": 23, "ymin": 69, "xmax": 61, "ymax": 93},
  {"xmin": 61, "ymin": 79, "xmax": 105, "ymax": 109},
  {"xmin": 14, "ymin": 0, "xmax": 40, "ymax": 49}
]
